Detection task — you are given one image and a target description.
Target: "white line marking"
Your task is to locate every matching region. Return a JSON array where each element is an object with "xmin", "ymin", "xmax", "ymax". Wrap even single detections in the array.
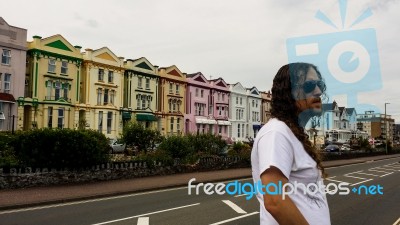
[
  {"xmin": 90, "ymin": 203, "xmax": 200, "ymax": 225},
  {"xmin": 345, "ymin": 173, "xmax": 373, "ymax": 183},
  {"xmin": 369, "ymin": 168, "xmax": 393, "ymax": 176},
  {"xmin": 350, "ymin": 179, "xmax": 373, "ymax": 186},
  {"xmin": 137, "ymin": 217, "xmax": 149, "ymax": 225},
  {"xmin": 374, "ymin": 167, "xmax": 398, "ymax": 171},
  {"xmin": 209, "ymin": 211, "xmax": 259, "ymax": 225},
  {"xmin": 355, "ymin": 172, "xmax": 380, "ymax": 177},
  {"xmin": 380, "ymin": 173, "xmax": 394, "ymax": 177},
  {"xmin": 234, "ymin": 194, "xmax": 248, "ymax": 197},
  {"xmin": 393, "ymin": 217, "xmax": 400, "ymax": 225},
  {"xmin": 325, "ymin": 177, "xmax": 350, "ymax": 185},
  {"xmin": 0, "ymin": 186, "xmax": 190, "ymax": 214},
  {"xmin": 222, "ymin": 200, "xmax": 247, "ymax": 214}
]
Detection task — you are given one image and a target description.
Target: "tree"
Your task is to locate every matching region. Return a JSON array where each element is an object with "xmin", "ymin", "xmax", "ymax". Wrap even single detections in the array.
[{"xmin": 121, "ymin": 122, "xmax": 162, "ymax": 153}]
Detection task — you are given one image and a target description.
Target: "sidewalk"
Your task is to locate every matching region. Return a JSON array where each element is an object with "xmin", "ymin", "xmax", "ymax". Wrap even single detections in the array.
[{"xmin": 0, "ymin": 154, "xmax": 399, "ymax": 211}]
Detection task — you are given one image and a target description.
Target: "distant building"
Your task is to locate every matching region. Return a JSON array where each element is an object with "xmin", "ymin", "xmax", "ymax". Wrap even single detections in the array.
[
  {"xmin": 229, "ymin": 82, "xmax": 248, "ymax": 142},
  {"xmin": 261, "ymin": 91, "xmax": 272, "ymax": 125},
  {"xmin": 209, "ymin": 77, "xmax": 230, "ymax": 140},
  {"xmin": 357, "ymin": 110, "xmax": 394, "ymax": 142},
  {"xmin": 0, "ymin": 17, "xmax": 27, "ymax": 131}
]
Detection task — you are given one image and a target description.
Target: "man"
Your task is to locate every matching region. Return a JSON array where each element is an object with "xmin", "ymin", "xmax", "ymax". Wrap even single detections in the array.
[{"xmin": 251, "ymin": 63, "xmax": 331, "ymax": 225}]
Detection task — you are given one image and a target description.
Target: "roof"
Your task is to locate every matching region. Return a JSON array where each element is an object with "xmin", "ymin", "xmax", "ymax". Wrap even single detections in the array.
[{"xmin": 347, "ymin": 108, "xmax": 356, "ymax": 115}]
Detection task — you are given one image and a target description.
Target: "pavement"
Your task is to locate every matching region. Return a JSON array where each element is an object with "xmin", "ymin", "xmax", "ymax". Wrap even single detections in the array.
[{"xmin": 0, "ymin": 154, "xmax": 399, "ymax": 211}]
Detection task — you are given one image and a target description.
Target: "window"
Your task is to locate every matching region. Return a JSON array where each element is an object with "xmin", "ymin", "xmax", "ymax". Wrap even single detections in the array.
[
  {"xmin": 1, "ymin": 49, "xmax": 11, "ymax": 65},
  {"xmin": 58, "ymin": 108, "xmax": 64, "ymax": 129},
  {"xmin": 98, "ymin": 69, "xmax": 104, "ymax": 81},
  {"xmin": 97, "ymin": 89, "xmax": 102, "ymax": 105},
  {"xmin": 170, "ymin": 117, "xmax": 174, "ymax": 132},
  {"xmin": 240, "ymin": 98, "xmax": 242, "ymax": 105},
  {"xmin": 172, "ymin": 100, "xmax": 176, "ymax": 112},
  {"xmin": 98, "ymin": 111, "xmax": 103, "ymax": 132},
  {"xmin": 200, "ymin": 90, "xmax": 204, "ymax": 98},
  {"xmin": 48, "ymin": 107, "xmax": 53, "ymax": 128},
  {"xmin": 63, "ymin": 83, "xmax": 68, "ymax": 100},
  {"xmin": 48, "ymin": 59, "xmax": 56, "ymax": 73},
  {"xmin": 168, "ymin": 99, "xmax": 172, "ymax": 112},
  {"xmin": 61, "ymin": 61, "xmax": 68, "ymax": 74},
  {"xmin": 177, "ymin": 118, "xmax": 180, "ymax": 132},
  {"xmin": 108, "ymin": 71, "xmax": 114, "ymax": 83},
  {"xmin": 218, "ymin": 93, "xmax": 221, "ymax": 101},
  {"xmin": 219, "ymin": 125, "xmax": 222, "ymax": 134},
  {"xmin": 4, "ymin": 73, "xmax": 11, "ymax": 93},
  {"xmin": 138, "ymin": 77, "xmax": 142, "ymax": 88},
  {"xmin": 195, "ymin": 88, "xmax": 199, "ymax": 97},
  {"xmin": 46, "ymin": 80, "xmax": 52, "ymax": 99},
  {"xmin": 104, "ymin": 89, "xmax": 109, "ymax": 105},
  {"xmin": 237, "ymin": 124, "xmax": 240, "ymax": 137},
  {"xmin": 142, "ymin": 96, "xmax": 146, "ymax": 109},
  {"xmin": 110, "ymin": 90, "xmax": 115, "ymax": 105},
  {"xmin": 176, "ymin": 84, "xmax": 179, "ymax": 94},
  {"xmin": 55, "ymin": 81, "xmax": 61, "ymax": 100},
  {"xmin": 252, "ymin": 100, "xmax": 255, "ymax": 107},
  {"xmin": 169, "ymin": 83, "xmax": 173, "ymax": 93},
  {"xmin": 236, "ymin": 97, "xmax": 238, "ymax": 104},
  {"xmin": 222, "ymin": 94, "xmax": 225, "ymax": 101},
  {"xmin": 137, "ymin": 95, "xmax": 141, "ymax": 109},
  {"xmin": 145, "ymin": 78, "xmax": 150, "ymax": 89},
  {"xmin": 107, "ymin": 112, "xmax": 112, "ymax": 134}
]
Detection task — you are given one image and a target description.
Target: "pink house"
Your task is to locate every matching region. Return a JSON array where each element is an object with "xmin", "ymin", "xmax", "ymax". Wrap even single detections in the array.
[
  {"xmin": 184, "ymin": 72, "xmax": 215, "ymax": 134},
  {"xmin": 209, "ymin": 77, "xmax": 231, "ymax": 140}
]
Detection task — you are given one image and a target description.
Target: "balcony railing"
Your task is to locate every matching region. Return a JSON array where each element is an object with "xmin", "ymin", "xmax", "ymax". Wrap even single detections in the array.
[{"xmin": 45, "ymin": 96, "xmax": 71, "ymax": 102}]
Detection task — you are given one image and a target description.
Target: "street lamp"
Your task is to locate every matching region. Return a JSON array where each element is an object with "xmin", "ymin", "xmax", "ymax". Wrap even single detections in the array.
[{"xmin": 384, "ymin": 102, "xmax": 390, "ymax": 154}]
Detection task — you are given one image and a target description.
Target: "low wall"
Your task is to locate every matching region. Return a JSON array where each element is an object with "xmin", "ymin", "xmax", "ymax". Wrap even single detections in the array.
[{"xmin": 0, "ymin": 156, "xmax": 248, "ymax": 189}]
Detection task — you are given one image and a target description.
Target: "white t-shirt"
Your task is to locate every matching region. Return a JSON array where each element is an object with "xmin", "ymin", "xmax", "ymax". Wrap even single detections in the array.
[{"xmin": 251, "ymin": 118, "xmax": 331, "ymax": 225}]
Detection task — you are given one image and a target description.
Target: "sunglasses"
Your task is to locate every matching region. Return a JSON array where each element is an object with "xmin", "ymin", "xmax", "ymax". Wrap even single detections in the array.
[{"xmin": 301, "ymin": 80, "xmax": 326, "ymax": 93}]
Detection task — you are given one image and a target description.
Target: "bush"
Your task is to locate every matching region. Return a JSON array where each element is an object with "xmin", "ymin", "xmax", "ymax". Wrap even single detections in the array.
[
  {"xmin": 0, "ymin": 132, "xmax": 19, "ymax": 168},
  {"xmin": 121, "ymin": 122, "xmax": 163, "ymax": 153},
  {"xmin": 158, "ymin": 135, "xmax": 194, "ymax": 160},
  {"xmin": 186, "ymin": 133, "xmax": 227, "ymax": 156},
  {"xmin": 13, "ymin": 128, "xmax": 110, "ymax": 169}
]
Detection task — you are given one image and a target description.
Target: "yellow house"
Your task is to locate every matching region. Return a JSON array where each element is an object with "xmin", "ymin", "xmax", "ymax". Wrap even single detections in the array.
[
  {"xmin": 157, "ymin": 65, "xmax": 186, "ymax": 136},
  {"xmin": 80, "ymin": 47, "xmax": 124, "ymax": 139},
  {"xmin": 123, "ymin": 57, "xmax": 159, "ymax": 129},
  {"xmin": 18, "ymin": 35, "xmax": 83, "ymax": 130}
]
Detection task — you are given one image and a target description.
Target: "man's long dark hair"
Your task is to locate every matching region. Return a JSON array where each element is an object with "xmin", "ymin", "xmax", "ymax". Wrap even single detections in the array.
[{"xmin": 271, "ymin": 62, "xmax": 327, "ymax": 178}]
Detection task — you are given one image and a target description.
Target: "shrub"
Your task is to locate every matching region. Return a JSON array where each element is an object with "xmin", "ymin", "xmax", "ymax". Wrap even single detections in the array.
[
  {"xmin": 13, "ymin": 128, "xmax": 110, "ymax": 169},
  {"xmin": 0, "ymin": 132, "xmax": 19, "ymax": 168},
  {"xmin": 121, "ymin": 122, "xmax": 163, "ymax": 153}
]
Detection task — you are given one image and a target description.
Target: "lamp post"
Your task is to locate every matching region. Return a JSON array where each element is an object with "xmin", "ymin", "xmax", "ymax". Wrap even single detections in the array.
[{"xmin": 384, "ymin": 102, "xmax": 390, "ymax": 154}]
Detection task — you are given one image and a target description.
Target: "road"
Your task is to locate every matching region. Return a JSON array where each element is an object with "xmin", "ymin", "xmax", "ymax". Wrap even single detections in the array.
[{"xmin": 0, "ymin": 157, "xmax": 399, "ymax": 225}]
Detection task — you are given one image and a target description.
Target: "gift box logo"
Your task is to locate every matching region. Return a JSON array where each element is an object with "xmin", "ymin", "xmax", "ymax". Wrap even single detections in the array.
[{"xmin": 286, "ymin": 0, "xmax": 381, "ymax": 113}]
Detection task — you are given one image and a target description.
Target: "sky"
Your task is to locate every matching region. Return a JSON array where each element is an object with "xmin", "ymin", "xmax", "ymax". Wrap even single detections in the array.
[{"xmin": 2, "ymin": 0, "xmax": 400, "ymax": 122}]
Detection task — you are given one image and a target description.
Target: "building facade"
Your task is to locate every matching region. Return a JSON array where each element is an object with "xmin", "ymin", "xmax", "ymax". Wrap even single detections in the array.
[
  {"xmin": 357, "ymin": 110, "xmax": 394, "ymax": 141},
  {"xmin": 209, "ymin": 78, "xmax": 230, "ymax": 139},
  {"xmin": 123, "ymin": 57, "xmax": 159, "ymax": 130},
  {"xmin": 157, "ymin": 65, "xmax": 186, "ymax": 136},
  {"xmin": 19, "ymin": 35, "xmax": 82, "ymax": 130},
  {"xmin": 80, "ymin": 47, "xmax": 124, "ymax": 139},
  {"xmin": 246, "ymin": 87, "xmax": 262, "ymax": 139},
  {"xmin": 185, "ymin": 72, "xmax": 215, "ymax": 134},
  {"xmin": 261, "ymin": 91, "xmax": 272, "ymax": 126},
  {"xmin": 0, "ymin": 17, "xmax": 27, "ymax": 131},
  {"xmin": 229, "ymin": 83, "xmax": 248, "ymax": 142}
]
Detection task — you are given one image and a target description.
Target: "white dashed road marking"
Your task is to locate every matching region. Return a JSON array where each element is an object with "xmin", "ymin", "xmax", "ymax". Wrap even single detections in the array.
[
  {"xmin": 90, "ymin": 203, "xmax": 200, "ymax": 225},
  {"xmin": 393, "ymin": 217, "xmax": 400, "ymax": 225},
  {"xmin": 137, "ymin": 217, "xmax": 149, "ymax": 225},
  {"xmin": 209, "ymin": 211, "xmax": 259, "ymax": 225},
  {"xmin": 222, "ymin": 200, "xmax": 247, "ymax": 214}
]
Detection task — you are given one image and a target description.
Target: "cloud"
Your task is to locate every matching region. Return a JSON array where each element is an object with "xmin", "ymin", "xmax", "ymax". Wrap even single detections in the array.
[{"xmin": 85, "ymin": 19, "xmax": 98, "ymax": 28}]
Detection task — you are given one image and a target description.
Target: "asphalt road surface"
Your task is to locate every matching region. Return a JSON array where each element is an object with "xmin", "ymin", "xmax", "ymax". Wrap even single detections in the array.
[{"xmin": 0, "ymin": 157, "xmax": 399, "ymax": 225}]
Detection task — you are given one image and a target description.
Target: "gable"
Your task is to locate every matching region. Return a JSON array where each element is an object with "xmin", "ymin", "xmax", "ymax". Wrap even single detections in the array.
[
  {"xmin": 194, "ymin": 76, "xmax": 207, "ymax": 83},
  {"xmin": 168, "ymin": 69, "xmax": 181, "ymax": 77},
  {"xmin": 45, "ymin": 40, "xmax": 73, "ymax": 52},
  {"xmin": 233, "ymin": 83, "xmax": 246, "ymax": 93},
  {"xmin": 216, "ymin": 81, "xmax": 227, "ymax": 88},
  {"xmin": 251, "ymin": 89, "xmax": 259, "ymax": 95},
  {"xmin": 136, "ymin": 61, "xmax": 152, "ymax": 70},
  {"xmin": 96, "ymin": 52, "xmax": 117, "ymax": 62}
]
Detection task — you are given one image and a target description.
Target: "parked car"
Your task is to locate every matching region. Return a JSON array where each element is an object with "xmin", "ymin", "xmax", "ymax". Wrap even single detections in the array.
[
  {"xmin": 109, "ymin": 139, "xmax": 126, "ymax": 154},
  {"xmin": 324, "ymin": 144, "xmax": 340, "ymax": 153},
  {"xmin": 340, "ymin": 144, "xmax": 352, "ymax": 151}
]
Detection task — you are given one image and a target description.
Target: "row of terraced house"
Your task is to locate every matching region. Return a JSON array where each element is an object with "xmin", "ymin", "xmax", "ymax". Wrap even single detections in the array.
[{"xmin": 0, "ymin": 17, "xmax": 272, "ymax": 143}]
